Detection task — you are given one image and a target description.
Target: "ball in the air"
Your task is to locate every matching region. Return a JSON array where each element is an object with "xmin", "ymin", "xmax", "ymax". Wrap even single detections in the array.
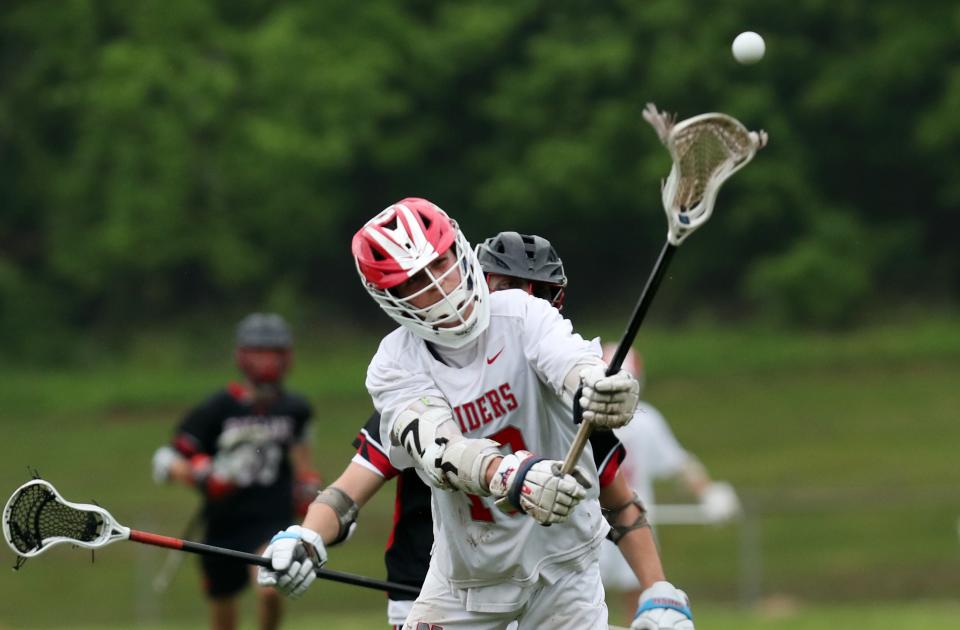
[{"xmin": 732, "ymin": 31, "xmax": 765, "ymax": 65}]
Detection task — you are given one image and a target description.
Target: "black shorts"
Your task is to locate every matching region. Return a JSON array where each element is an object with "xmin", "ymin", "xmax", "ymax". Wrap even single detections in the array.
[{"xmin": 201, "ymin": 519, "xmax": 287, "ymax": 598}]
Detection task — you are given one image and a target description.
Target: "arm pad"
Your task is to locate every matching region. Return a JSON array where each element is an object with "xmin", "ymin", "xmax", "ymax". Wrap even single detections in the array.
[
  {"xmin": 313, "ymin": 487, "xmax": 359, "ymax": 546},
  {"xmin": 390, "ymin": 396, "xmax": 501, "ymax": 494}
]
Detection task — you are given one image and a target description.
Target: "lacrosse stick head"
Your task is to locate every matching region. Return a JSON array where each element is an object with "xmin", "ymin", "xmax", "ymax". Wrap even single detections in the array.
[
  {"xmin": 3, "ymin": 479, "xmax": 129, "ymax": 559},
  {"xmin": 643, "ymin": 103, "xmax": 768, "ymax": 246}
]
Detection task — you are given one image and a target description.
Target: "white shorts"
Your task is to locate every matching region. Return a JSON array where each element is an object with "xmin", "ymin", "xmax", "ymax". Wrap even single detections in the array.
[
  {"xmin": 598, "ymin": 538, "xmax": 640, "ymax": 591},
  {"xmin": 401, "ymin": 560, "xmax": 607, "ymax": 630}
]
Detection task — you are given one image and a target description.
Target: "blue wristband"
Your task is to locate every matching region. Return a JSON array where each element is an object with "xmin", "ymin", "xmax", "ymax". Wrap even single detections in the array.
[{"xmin": 635, "ymin": 598, "xmax": 693, "ymax": 621}]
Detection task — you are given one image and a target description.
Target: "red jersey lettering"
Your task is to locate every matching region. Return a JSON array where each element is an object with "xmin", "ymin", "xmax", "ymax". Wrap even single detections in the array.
[
  {"xmin": 475, "ymin": 396, "xmax": 493, "ymax": 425},
  {"xmin": 485, "ymin": 389, "xmax": 506, "ymax": 417},
  {"xmin": 461, "ymin": 402, "xmax": 481, "ymax": 431},
  {"xmin": 499, "ymin": 383, "xmax": 518, "ymax": 411}
]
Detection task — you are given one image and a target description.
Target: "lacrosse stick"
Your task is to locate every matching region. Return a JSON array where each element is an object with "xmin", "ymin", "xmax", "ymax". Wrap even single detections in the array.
[
  {"xmin": 560, "ymin": 103, "xmax": 767, "ymax": 475},
  {"xmin": 3, "ymin": 479, "xmax": 419, "ymax": 597},
  {"xmin": 151, "ymin": 506, "xmax": 203, "ymax": 593}
]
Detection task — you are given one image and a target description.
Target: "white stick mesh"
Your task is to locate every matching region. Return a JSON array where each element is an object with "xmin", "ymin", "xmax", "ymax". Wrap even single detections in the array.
[{"xmin": 643, "ymin": 103, "xmax": 768, "ymax": 245}]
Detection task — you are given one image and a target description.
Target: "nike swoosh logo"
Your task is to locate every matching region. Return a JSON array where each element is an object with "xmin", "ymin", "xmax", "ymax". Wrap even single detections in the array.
[{"xmin": 486, "ymin": 348, "xmax": 504, "ymax": 365}]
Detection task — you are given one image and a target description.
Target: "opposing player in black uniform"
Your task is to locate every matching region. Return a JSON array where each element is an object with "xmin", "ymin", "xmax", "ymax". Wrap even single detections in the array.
[
  {"xmin": 258, "ymin": 234, "xmax": 629, "ymax": 629},
  {"xmin": 153, "ymin": 313, "xmax": 317, "ymax": 630}
]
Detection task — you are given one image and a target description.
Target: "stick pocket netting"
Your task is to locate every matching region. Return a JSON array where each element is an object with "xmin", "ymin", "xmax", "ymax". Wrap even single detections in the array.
[
  {"xmin": 3, "ymin": 480, "xmax": 118, "ymax": 559},
  {"xmin": 643, "ymin": 103, "xmax": 767, "ymax": 245}
]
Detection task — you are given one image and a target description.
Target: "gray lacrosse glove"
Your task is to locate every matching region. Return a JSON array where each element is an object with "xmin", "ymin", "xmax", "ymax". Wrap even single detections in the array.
[
  {"xmin": 631, "ymin": 581, "xmax": 694, "ymax": 629},
  {"xmin": 257, "ymin": 525, "xmax": 326, "ymax": 598},
  {"xmin": 579, "ymin": 365, "xmax": 640, "ymax": 428},
  {"xmin": 488, "ymin": 450, "xmax": 591, "ymax": 525}
]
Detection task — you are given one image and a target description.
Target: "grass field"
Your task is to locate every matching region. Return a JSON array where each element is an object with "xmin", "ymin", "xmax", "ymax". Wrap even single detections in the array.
[
  {"xmin": 2, "ymin": 318, "xmax": 959, "ymax": 628},
  {"xmin": 59, "ymin": 602, "xmax": 960, "ymax": 630}
]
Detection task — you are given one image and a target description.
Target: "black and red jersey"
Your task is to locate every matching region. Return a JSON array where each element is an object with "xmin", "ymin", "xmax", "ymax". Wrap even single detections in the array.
[
  {"xmin": 173, "ymin": 383, "xmax": 312, "ymax": 532},
  {"xmin": 351, "ymin": 411, "xmax": 624, "ymax": 601}
]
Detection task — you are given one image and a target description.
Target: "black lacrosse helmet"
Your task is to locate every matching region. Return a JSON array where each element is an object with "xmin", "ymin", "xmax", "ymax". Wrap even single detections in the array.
[{"xmin": 476, "ymin": 232, "xmax": 567, "ymax": 309}]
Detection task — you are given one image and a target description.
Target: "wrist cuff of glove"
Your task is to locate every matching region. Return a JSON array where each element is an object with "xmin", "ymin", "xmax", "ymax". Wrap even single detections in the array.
[
  {"xmin": 636, "ymin": 597, "xmax": 693, "ymax": 621},
  {"xmin": 507, "ymin": 455, "xmax": 545, "ymax": 512}
]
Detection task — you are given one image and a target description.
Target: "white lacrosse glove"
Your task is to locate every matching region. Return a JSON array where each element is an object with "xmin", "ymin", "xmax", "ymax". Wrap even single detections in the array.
[
  {"xmin": 488, "ymin": 450, "xmax": 591, "ymax": 525},
  {"xmin": 631, "ymin": 581, "xmax": 694, "ymax": 629},
  {"xmin": 151, "ymin": 446, "xmax": 179, "ymax": 484},
  {"xmin": 257, "ymin": 525, "xmax": 327, "ymax": 598},
  {"xmin": 700, "ymin": 481, "xmax": 742, "ymax": 523},
  {"xmin": 578, "ymin": 365, "xmax": 640, "ymax": 428}
]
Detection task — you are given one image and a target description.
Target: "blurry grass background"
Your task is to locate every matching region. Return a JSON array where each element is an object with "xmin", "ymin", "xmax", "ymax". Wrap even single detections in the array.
[{"xmin": 2, "ymin": 318, "xmax": 959, "ymax": 628}]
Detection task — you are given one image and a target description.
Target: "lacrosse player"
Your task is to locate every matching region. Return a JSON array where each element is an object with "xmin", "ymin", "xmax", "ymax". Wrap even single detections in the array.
[
  {"xmin": 265, "ymin": 231, "xmax": 628, "ymax": 629},
  {"xmin": 257, "ymin": 199, "xmax": 695, "ymax": 630},
  {"xmin": 598, "ymin": 342, "xmax": 741, "ymax": 619},
  {"xmin": 152, "ymin": 313, "xmax": 317, "ymax": 630}
]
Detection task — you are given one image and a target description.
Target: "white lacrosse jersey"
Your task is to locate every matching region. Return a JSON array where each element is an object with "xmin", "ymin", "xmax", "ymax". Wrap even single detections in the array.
[{"xmin": 367, "ymin": 289, "xmax": 608, "ymax": 591}]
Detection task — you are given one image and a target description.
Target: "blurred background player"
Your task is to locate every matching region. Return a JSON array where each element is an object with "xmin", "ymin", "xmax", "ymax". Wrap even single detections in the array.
[
  {"xmin": 598, "ymin": 342, "xmax": 741, "ymax": 617},
  {"xmin": 258, "ymin": 200, "xmax": 694, "ymax": 630},
  {"xmin": 152, "ymin": 312, "xmax": 318, "ymax": 630}
]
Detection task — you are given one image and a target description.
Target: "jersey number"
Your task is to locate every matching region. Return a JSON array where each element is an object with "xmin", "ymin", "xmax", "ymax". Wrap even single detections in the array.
[{"xmin": 467, "ymin": 427, "xmax": 526, "ymax": 522}]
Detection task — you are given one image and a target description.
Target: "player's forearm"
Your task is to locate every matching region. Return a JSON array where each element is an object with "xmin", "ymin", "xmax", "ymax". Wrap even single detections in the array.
[
  {"xmin": 615, "ymin": 516, "xmax": 666, "ymax": 589},
  {"xmin": 289, "ymin": 443, "xmax": 315, "ymax": 477},
  {"xmin": 301, "ymin": 462, "xmax": 383, "ymax": 544},
  {"xmin": 302, "ymin": 502, "xmax": 342, "ymax": 543},
  {"xmin": 166, "ymin": 457, "xmax": 196, "ymax": 487},
  {"xmin": 600, "ymin": 472, "xmax": 665, "ymax": 588},
  {"xmin": 680, "ymin": 456, "xmax": 712, "ymax": 498}
]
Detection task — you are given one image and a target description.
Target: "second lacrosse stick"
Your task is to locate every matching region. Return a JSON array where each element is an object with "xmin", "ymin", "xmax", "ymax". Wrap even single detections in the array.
[{"xmin": 3, "ymin": 478, "xmax": 419, "ymax": 597}]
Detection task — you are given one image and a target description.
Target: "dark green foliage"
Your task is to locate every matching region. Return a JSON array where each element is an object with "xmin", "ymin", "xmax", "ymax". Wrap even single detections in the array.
[{"xmin": 1, "ymin": 1, "xmax": 957, "ymax": 358}]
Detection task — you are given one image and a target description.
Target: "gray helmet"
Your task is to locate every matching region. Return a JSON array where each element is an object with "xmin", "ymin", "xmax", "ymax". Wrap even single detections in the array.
[
  {"xmin": 476, "ymin": 232, "xmax": 567, "ymax": 309},
  {"xmin": 235, "ymin": 313, "xmax": 293, "ymax": 349},
  {"xmin": 476, "ymin": 232, "xmax": 567, "ymax": 286}
]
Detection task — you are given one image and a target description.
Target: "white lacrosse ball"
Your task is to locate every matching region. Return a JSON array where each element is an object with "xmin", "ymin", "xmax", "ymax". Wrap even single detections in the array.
[{"xmin": 732, "ymin": 31, "xmax": 765, "ymax": 65}]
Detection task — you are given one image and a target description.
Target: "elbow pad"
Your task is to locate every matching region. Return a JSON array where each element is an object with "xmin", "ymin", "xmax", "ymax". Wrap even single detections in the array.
[{"xmin": 391, "ymin": 396, "xmax": 501, "ymax": 494}]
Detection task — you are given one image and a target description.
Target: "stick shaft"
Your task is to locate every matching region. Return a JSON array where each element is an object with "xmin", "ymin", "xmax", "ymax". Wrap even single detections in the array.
[
  {"xmin": 128, "ymin": 529, "xmax": 419, "ymax": 596},
  {"xmin": 560, "ymin": 240, "xmax": 677, "ymax": 475},
  {"xmin": 152, "ymin": 508, "xmax": 203, "ymax": 593}
]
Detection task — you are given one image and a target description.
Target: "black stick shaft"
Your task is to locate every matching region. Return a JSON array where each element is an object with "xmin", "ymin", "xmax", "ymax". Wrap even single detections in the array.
[
  {"xmin": 129, "ymin": 529, "xmax": 420, "ymax": 596},
  {"xmin": 603, "ymin": 240, "xmax": 676, "ymax": 376},
  {"xmin": 560, "ymin": 240, "xmax": 677, "ymax": 475}
]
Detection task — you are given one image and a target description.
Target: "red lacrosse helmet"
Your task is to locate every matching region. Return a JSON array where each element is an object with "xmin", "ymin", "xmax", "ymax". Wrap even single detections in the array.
[{"xmin": 351, "ymin": 198, "xmax": 489, "ymax": 348}]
